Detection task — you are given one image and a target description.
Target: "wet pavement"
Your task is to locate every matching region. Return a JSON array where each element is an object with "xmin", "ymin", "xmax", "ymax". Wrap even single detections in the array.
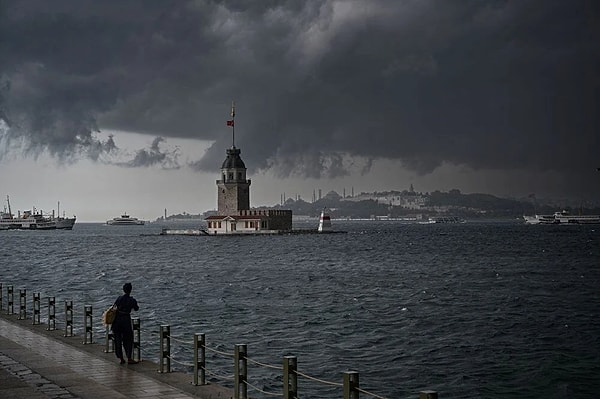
[{"xmin": 0, "ymin": 313, "xmax": 232, "ymax": 399}]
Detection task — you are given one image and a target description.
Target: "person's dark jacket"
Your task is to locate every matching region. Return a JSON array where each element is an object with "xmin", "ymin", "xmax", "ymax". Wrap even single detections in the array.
[{"xmin": 111, "ymin": 293, "xmax": 139, "ymax": 332}]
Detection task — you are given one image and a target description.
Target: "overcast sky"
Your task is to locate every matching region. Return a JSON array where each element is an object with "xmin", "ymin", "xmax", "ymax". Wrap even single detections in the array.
[{"xmin": 1, "ymin": 0, "xmax": 598, "ymax": 221}]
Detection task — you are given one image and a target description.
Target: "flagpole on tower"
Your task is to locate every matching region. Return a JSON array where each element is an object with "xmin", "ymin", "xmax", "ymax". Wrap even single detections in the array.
[
  {"xmin": 231, "ymin": 101, "xmax": 235, "ymax": 148},
  {"xmin": 226, "ymin": 101, "xmax": 236, "ymax": 147}
]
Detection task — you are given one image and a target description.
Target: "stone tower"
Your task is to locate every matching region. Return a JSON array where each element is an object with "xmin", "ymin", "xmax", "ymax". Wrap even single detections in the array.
[{"xmin": 217, "ymin": 146, "xmax": 251, "ymax": 214}]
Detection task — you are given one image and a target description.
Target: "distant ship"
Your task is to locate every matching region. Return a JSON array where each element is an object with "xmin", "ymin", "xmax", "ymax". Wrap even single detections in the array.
[
  {"xmin": 524, "ymin": 211, "xmax": 600, "ymax": 225},
  {"xmin": 107, "ymin": 214, "xmax": 145, "ymax": 226},
  {"xmin": 522, "ymin": 214, "xmax": 558, "ymax": 224},
  {"xmin": 420, "ymin": 216, "xmax": 465, "ymax": 224},
  {"xmin": 55, "ymin": 216, "xmax": 76, "ymax": 229},
  {"xmin": 53, "ymin": 201, "xmax": 76, "ymax": 230},
  {"xmin": 0, "ymin": 196, "xmax": 56, "ymax": 230}
]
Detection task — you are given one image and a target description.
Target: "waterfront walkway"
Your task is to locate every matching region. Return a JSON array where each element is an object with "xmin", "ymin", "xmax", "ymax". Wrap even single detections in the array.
[{"xmin": 0, "ymin": 313, "xmax": 232, "ymax": 399}]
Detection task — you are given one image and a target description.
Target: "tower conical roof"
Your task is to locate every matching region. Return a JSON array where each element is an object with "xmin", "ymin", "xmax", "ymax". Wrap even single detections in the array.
[{"xmin": 221, "ymin": 146, "xmax": 246, "ymax": 169}]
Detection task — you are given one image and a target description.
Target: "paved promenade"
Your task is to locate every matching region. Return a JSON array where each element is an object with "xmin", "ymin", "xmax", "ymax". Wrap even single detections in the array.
[{"xmin": 0, "ymin": 312, "xmax": 232, "ymax": 399}]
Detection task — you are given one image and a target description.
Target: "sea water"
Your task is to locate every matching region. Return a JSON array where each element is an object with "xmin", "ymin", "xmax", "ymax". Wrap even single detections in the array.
[{"xmin": 1, "ymin": 220, "xmax": 599, "ymax": 398}]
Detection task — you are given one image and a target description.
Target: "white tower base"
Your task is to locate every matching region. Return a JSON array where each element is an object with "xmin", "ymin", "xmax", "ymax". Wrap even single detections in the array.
[{"xmin": 318, "ymin": 210, "xmax": 332, "ymax": 232}]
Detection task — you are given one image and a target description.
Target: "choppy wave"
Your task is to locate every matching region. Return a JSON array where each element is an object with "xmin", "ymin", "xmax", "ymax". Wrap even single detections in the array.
[{"xmin": 1, "ymin": 221, "xmax": 599, "ymax": 398}]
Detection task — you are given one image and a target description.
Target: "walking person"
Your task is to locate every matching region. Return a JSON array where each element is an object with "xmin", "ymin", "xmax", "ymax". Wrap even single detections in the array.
[{"xmin": 112, "ymin": 282, "xmax": 139, "ymax": 364}]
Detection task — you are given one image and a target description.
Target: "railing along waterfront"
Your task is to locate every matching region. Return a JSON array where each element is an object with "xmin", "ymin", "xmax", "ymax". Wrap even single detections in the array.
[
  {"xmin": 0, "ymin": 282, "xmax": 439, "ymax": 398},
  {"xmin": 32, "ymin": 292, "xmax": 41, "ymax": 325},
  {"xmin": 18, "ymin": 289, "xmax": 26, "ymax": 320}
]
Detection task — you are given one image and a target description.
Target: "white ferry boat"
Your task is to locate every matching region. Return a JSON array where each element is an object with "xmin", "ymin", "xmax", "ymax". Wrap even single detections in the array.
[
  {"xmin": 0, "ymin": 196, "xmax": 77, "ymax": 230},
  {"xmin": 420, "ymin": 216, "xmax": 465, "ymax": 224},
  {"xmin": 107, "ymin": 214, "xmax": 145, "ymax": 225},
  {"xmin": 1, "ymin": 197, "xmax": 56, "ymax": 230},
  {"xmin": 523, "ymin": 211, "xmax": 600, "ymax": 225},
  {"xmin": 0, "ymin": 211, "xmax": 56, "ymax": 229},
  {"xmin": 522, "ymin": 214, "xmax": 558, "ymax": 224}
]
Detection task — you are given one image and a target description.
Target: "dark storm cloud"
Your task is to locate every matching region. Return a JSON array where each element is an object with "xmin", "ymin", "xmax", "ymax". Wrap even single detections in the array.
[
  {"xmin": 0, "ymin": 1, "xmax": 598, "ymax": 191},
  {"xmin": 119, "ymin": 136, "xmax": 180, "ymax": 169}
]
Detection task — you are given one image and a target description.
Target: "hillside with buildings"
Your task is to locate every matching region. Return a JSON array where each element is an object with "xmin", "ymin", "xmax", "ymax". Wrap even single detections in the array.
[
  {"xmin": 269, "ymin": 188, "xmax": 600, "ymax": 220},
  {"xmin": 157, "ymin": 187, "xmax": 600, "ymax": 222}
]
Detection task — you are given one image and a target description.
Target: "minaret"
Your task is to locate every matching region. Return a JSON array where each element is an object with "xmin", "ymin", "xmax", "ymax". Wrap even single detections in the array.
[{"xmin": 217, "ymin": 102, "xmax": 251, "ymax": 214}]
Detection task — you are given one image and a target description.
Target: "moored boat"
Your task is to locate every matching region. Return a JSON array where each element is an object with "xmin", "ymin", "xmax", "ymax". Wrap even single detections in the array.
[{"xmin": 107, "ymin": 214, "xmax": 145, "ymax": 225}]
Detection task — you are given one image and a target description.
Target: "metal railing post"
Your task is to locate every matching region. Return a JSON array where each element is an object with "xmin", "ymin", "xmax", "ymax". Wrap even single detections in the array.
[
  {"xmin": 193, "ymin": 333, "xmax": 206, "ymax": 386},
  {"xmin": 132, "ymin": 317, "xmax": 141, "ymax": 362},
  {"xmin": 18, "ymin": 289, "xmax": 26, "ymax": 320},
  {"xmin": 47, "ymin": 297, "xmax": 56, "ymax": 330},
  {"xmin": 419, "ymin": 391, "xmax": 438, "ymax": 399},
  {"xmin": 105, "ymin": 326, "xmax": 114, "ymax": 353},
  {"xmin": 283, "ymin": 355, "xmax": 298, "ymax": 399},
  {"xmin": 343, "ymin": 371, "xmax": 360, "ymax": 399},
  {"xmin": 32, "ymin": 292, "xmax": 41, "ymax": 325},
  {"xmin": 7, "ymin": 285, "xmax": 14, "ymax": 315},
  {"xmin": 64, "ymin": 300, "xmax": 73, "ymax": 337},
  {"xmin": 83, "ymin": 305, "xmax": 93, "ymax": 344},
  {"xmin": 234, "ymin": 343, "xmax": 248, "ymax": 399},
  {"xmin": 159, "ymin": 325, "xmax": 171, "ymax": 373}
]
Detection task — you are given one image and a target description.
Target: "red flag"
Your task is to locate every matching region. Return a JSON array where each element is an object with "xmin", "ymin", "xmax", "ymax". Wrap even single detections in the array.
[{"xmin": 226, "ymin": 120, "xmax": 234, "ymax": 127}]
